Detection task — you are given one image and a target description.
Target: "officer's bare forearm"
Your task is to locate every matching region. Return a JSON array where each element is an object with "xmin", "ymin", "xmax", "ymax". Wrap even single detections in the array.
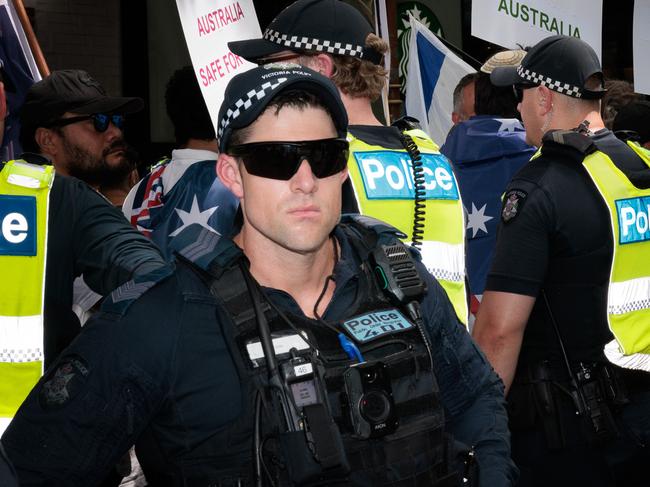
[{"xmin": 472, "ymin": 291, "xmax": 535, "ymax": 394}]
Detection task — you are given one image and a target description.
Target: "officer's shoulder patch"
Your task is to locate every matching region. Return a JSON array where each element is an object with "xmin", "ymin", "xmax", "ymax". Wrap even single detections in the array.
[
  {"xmin": 39, "ymin": 354, "xmax": 90, "ymax": 410},
  {"xmin": 101, "ymin": 264, "xmax": 174, "ymax": 316},
  {"xmin": 169, "ymin": 223, "xmax": 241, "ymax": 271},
  {"xmin": 501, "ymin": 189, "xmax": 528, "ymax": 223}
]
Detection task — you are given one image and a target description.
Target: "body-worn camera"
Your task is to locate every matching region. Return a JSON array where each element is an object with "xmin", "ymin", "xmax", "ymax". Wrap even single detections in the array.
[{"xmin": 343, "ymin": 361, "xmax": 398, "ymax": 439}]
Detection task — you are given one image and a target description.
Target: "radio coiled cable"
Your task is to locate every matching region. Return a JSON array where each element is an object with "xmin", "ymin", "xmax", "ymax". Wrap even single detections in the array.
[{"xmin": 399, "ymin": 132, "xmax": 426, "ymax": 249}]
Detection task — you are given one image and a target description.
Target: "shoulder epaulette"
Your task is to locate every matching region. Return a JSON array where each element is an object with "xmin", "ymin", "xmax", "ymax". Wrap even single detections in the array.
[
  {"xmin": 340, "ymin": 214, "xmax": 407, "ymax": 256},
  {"xmin": 169, "ymin": 223, "xmax": 243, "ymax": 274},
  {"xmin": 101, "ymin": 264, "xmax": 175, "ymax": 316},
  {"xmin": 541, "ymin": 129, "xmax": 597, "ymax": 163}
]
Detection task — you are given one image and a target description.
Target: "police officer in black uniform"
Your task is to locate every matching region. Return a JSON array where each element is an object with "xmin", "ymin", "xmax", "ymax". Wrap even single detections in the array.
[
  {"xmin": 2, "ymin": 65, "xmax": 515, "ymax": 486},
  {"xmin": 473, "ymin": 35, "xmax": 650, "ymax": 486}
]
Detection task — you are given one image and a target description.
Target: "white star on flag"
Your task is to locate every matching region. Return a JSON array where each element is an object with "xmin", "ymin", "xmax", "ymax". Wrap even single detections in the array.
[
  {"xmin": 169, "ymin": 195, "xmax": 219, "ymax": 237},
  {"xmin": 466, "ymin": 202, "xmax": 493, "ymax": 238},
  {"xmin": 496, "ymin": 118, "xmax": 520, "ymax": 133}
]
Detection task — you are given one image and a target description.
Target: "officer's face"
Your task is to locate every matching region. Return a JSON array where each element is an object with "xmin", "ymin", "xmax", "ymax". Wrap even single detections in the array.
[
  {"xmin": 518, "ymin": 87, "xmax": 542, "ymax": 147},
  {"xmin": 221, "ymin": 105, "xmax": 348, "ymax": 255},
  {"xmin": 49, "ymin": 112, "xmax": 132, "ymax": 186}
]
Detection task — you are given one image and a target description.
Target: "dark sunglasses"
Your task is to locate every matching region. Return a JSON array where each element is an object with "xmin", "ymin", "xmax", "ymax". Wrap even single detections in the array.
[
  {"xmin": 47, "ymin": 113, "xmax": 125, "ymax": 133},
  {"xmin": 513, "ymin": 83, "xmax": 538, "ymax": 103},
  {"xmin": 227, "ymin": 138, "xmax": 349, "ymax": 180}
]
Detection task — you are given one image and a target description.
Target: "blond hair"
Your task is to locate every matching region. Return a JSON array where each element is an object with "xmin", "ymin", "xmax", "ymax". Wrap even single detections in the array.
[{"xmin": 299, "ymin": 33, "xmax": 388, "ymax": 101}]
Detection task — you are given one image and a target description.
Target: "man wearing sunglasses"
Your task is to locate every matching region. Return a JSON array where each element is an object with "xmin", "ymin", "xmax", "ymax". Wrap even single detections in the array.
[
  {"xmin": 2, "ymin": 64, "xmax": 514, "ymax": 486},
  {"xmin": 19, "ymin": 69, "xmax": 139, "ymax": 191},
  {"xmin": 229, "ymin": 0, "xmax": 470, "ymax": 327},
  {"xmin": 472, "ymin": 35, "xmax": 650, "ymax": 486}
]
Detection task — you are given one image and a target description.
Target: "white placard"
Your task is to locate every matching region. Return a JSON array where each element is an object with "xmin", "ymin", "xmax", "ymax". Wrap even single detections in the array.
[
  {"xmin": 633, "ymin": 1, "xmax": 650, "ymax": 95},
  {"xmin": 471, "ymin": 0, "xmax": 603, "ymax": 60},
  {"xmin": 174, "ymin": 0, "xmax": 262, "ymax": 131}
]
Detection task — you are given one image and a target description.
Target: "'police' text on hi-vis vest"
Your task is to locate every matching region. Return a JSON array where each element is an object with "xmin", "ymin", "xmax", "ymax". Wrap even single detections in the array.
[
  {"xmin": 582, "ymin": 143, "xmax": 650, "ymax": 371},
  {"xmin": 347, "ymin": 129, "xmax": 468, "ymax": 325},
  {"xmin": 0, "ymin": 160, "xmax": 53, "ymax": 434}
]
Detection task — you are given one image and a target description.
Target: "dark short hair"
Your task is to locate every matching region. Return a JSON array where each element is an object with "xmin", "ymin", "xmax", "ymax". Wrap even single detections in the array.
[
  {"xmin": 475, "ymin": 73, "xmax": 519, "ymax": 118},
  {"xmin": 228, "ymin": 89, "xmax": 335, "ymax": 148},
  {"xmin": 453, "ymin": 72, "xmax": 478, "ymax": 114},
  {"xmin": 165, "ymin": 66, "xmax": 215, "ymax": 146}
]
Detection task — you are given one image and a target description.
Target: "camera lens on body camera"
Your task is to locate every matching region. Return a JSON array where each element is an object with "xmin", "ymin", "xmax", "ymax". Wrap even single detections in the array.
[{"xmin": 343, "ymin": 361, "xmax": 398, "ymax": 439}]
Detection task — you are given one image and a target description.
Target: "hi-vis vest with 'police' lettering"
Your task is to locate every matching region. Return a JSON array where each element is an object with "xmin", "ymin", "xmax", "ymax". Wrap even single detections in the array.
[
  {"xmin": 347, "ymin": 128, "xmax": 468, "ymax": 325},
  {"xmin": 0, "ymin": 160, "xmax": 53, "ymax": 434},
  {"xmin": 582, "ymin": 142, "xmax": 650, "ymax": 371}
]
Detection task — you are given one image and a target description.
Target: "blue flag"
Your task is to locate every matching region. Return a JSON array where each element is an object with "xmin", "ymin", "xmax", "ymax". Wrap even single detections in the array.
[
  {"xmin": 441, "ymin": 116, "xmax": 535, "ymax": 298},
  {"xmin": 124, "ymin": 155, "xmax": 239, "ymax": 261}
]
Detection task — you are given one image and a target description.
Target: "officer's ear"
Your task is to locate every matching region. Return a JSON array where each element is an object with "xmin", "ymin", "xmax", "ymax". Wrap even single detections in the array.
[
  {"xmin": 308, "ymin": 53, "xmax": 335, "ymax": 78},
  {"xmin": 536, "ymin": 86, "xmax": 554, "ymax": 115},
  {"xmin": 217, "ymin": 153, "xmax": 244, "ymax": 199},
  {"xmin": 34, "ymin": 127, "xmax": 60, "ymax": 157}
]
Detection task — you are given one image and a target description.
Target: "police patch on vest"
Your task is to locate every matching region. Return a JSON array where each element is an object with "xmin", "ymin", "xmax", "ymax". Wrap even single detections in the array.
[
  {"xmin": 342, "ymin": 309, "xmax": 414, "ymax": 344},
  {"xmin": 616, "ymin": 196, "xmax": 650, "ymax": 244},
  {"xmin": 502, "ymin": 189, "xmax": 527, "ymax": 223},
  {"xmin": 0, "ymin": 195, "xmax": 37, "ymax": 256},
  {"xmin": 39, "ymin": 355, "xmax": 90, "ymax": 410},
  {"xmin": 353, "ymin": 151, "xmax": 459, "ymax": 200}
]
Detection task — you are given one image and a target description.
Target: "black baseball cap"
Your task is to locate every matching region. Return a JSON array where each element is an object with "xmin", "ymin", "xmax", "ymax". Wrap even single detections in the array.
[
  {"xmin": 217, "ymin": 63, "xmax": 348, "ymax": 152},
  {"xmin": 20, "ymin": 69, "xmax": 144, "ymax": 128},
  {"xmin": 613, "ymin": 100, "xmax": 650, "ymax": 145},
  {"xmin": 491, "ymin": 35, "xmax": 606, "ymax": 99},
  {"xmin": 228, "ymin": 0, "xmax": 382, "ymax": 65}
]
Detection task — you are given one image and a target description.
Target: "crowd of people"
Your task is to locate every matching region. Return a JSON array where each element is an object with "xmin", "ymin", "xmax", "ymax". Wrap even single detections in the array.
[{"xmin": 1, "ymin": 0, "xmax": 649, "ymax": 486}]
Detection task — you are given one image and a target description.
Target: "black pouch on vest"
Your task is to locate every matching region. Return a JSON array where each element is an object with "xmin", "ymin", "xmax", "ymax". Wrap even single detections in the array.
[{"xmin": 278, "ymin": 404, "xmax": 350, "ymax": 485}]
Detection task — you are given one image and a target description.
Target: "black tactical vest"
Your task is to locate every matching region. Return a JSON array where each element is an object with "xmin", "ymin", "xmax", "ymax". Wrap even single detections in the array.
[{"xmin": 140, "ymin": 217, "xmax": 458, "ymax": 486}]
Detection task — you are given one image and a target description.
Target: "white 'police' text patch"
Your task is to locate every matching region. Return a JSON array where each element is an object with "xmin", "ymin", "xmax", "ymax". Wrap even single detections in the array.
[
  {"xmin": 342, "ymin": 309, "xmax": 414, "ymax": 344},
  {"xmin": 354, "ymin": 151, "xmax": 459, "ymax": 200}
]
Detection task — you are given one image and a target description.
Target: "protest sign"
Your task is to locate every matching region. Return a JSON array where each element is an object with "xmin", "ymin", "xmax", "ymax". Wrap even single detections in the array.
[
  {"xmin": 175, "ymin": 0, "xmax": 261, "ymax": 129},
  {"xmin": 471, "ymin": 0, "xmax": 603, "ymax": 59}
]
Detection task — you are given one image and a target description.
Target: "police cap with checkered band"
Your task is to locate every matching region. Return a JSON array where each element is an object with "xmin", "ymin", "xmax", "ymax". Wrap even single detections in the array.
[
  {"xmin": 217, "ymin": 64, "xmax": 348, "ymax": 153},
  {"xmin": 228, "ymin": 0, "xmax": 383, "ymax": 65},
  {"xmin": 490, "ymin": 35, "xmax": 606, "ymax": 99}
]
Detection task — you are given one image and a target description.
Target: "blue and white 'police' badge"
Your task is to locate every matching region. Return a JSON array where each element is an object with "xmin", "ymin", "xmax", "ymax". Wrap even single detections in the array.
[
  {"xmin": 502, "ymin": 189, "xmax": 527, "ymax": 223},
  {"xmin": 342, "ymin": 309, "xmax": 414, "ymax": 344}
]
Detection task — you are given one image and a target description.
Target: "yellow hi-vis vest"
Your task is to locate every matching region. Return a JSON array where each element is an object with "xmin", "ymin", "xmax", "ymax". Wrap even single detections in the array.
[
  {"xmin": 582, "ymin": 142, "xmax": 650, "ymax": 371},
  {"xmin": 347, "ymin": 128, "xmax": 468, "ymax": 325},
  {"xmin": 0, "ymin": 160, "xmax": 53, "ymax": 434}
]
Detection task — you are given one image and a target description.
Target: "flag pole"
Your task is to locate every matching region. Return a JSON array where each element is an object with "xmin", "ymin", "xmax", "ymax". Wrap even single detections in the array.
[{"xmin": 11, "ymin": 0, "xmax": 49, "ymax": 76}]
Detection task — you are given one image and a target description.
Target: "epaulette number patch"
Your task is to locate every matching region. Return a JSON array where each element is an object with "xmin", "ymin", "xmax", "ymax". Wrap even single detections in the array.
[{"xmin": 502, "ymin": 189, "xmax": 528, "ymax": 223}]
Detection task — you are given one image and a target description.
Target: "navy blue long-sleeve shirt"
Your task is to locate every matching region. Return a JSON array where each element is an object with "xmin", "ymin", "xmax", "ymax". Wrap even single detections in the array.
[{"xmin": 2, "ymin": 226, "xmax": 515, "ymax": 486}]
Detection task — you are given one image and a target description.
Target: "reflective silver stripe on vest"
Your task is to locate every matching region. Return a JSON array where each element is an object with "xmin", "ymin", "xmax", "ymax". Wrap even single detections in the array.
[
  {"xmin": 604, "ymin": 339, "xmax": 650, "ymax": 371},
  {"xmin": 607, "ymin": 276, "xmax": 650, "ymax": 315},
  {"xmin": 0, "ymin": 315, "xmax": 44, "ymax": 362},
  {"xmin": 419, "ymin": 240, "xmax": 465, "ymax": 282}
]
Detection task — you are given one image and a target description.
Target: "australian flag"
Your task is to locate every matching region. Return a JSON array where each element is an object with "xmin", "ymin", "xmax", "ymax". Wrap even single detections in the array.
[
  {"xmin": 124, "ymin": 156, "xmax": 239, "ymax": 260},
  {"xmin": 0, "ymin": 1, "xmax": 41, "ymax": 161},
  {"xmin": 441, "ymin": 116, "xmax": 535, "ymax": 310}
]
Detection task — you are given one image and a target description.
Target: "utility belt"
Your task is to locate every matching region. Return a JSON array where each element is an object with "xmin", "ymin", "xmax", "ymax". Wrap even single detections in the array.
[{"xmin": 509, "ymin": 360, "xmax": 650, "ymax": 449}]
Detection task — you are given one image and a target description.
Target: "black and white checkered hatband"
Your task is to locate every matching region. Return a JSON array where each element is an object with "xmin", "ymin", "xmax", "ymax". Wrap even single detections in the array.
[
  {"xmin": 263, "ymin": 28, "xmax": 365, "ymax": 59},
  {"xmin": 218, "ymin": 77, "xmax": 288, "ymax": 139},
  {"xmin": 516, "ymin": 65, "xmax": 583, "ymax": 98}
]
